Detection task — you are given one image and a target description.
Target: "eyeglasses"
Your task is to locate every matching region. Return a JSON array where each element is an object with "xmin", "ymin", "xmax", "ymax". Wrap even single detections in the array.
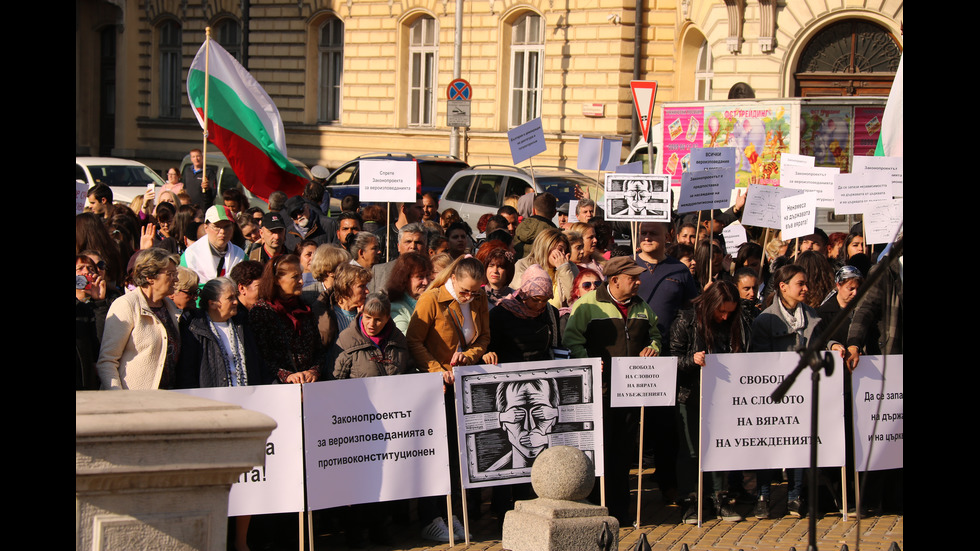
[
  {"xmin": 456, "ymin": 287, "xmax": 482, "ymax": 298},
  {"xmin": 580, "ymin": 280, "xmax": 599, "ymax": 290},
  {"xmin": 177, "ymin": 288, "xmax": 199, "ymax": 298},
  {"xmin": 525, "ymin": 295, "xmax": 550, "ymax": 304}
]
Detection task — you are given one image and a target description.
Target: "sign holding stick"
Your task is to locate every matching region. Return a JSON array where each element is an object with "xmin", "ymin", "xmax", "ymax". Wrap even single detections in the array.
[
  {"xmin": 453, "ymin": 359, "xmax": 605, "ymax": 489},
  {"xmin": 303, "ymin": 372, "xmax": 451, "ymax": 510},
  {"xmin": 780, "ymin": 165, "xmax": 839, "ymax": 207},
  {"xmin": 742, "ymin": 184, "xmax": 804, "ymax": 229},
  {"xmin": 833, "ymin": 172, "xmax": 892, "ymax": 215},
  {"xmin": 358, "ymin": 160, "xmax": 417, "ymax": 203},
  {"xmin": 507, "ymin": 118, "xmax": 547, "ymax": 165},
  {"xmin": 701, "ymin": 352, "xmax": 845, "ymax": 472},
  {"xmin": 677, "ymin": 167, "xmax": 736, "ymax": 214},
  {"xmin": 779, "ymin": 193, "xmax": 817, "ymax": 240},
  {"xmin": 851, "ymin": 355, "xmax": 904, "ymax": 471},
  {"xmin": 177, "ymin": 385, "xmax": 306, "ymax": 516},
  {"xmin": 603, "ymin": 173, "xmax": 671, "ymax": 222}
]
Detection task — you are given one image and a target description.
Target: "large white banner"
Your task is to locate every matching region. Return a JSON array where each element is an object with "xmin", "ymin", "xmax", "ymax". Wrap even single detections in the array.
[
  {"xmin": 177, "ymin": 385, "xmax": 306, "ymax": 516},
  {"xmin": 701, "ymin": 352, "xmax": 845, "ymax": 471},
  {"xmin": 453, "ymin": 359, "xmax": 604, "ymax": 489},
  {"xmin": 303, "ymin": 372, "xmax": 451, "ymax": 509},
  {"xmin": 851, "ymin": 355, "xmax": 903, "ymax": 471},
  {"xmin": 610, "ymin": 356, "xmax": 678, "ymax": 407}
]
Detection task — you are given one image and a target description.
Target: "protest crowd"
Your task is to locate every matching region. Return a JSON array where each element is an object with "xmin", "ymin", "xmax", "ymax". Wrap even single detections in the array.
[{"xmin": 76, "ymin": 156, "xmax": 903, "ymax": 549}]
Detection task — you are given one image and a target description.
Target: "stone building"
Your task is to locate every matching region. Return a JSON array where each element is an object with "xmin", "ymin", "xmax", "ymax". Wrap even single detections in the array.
[{"xmin": 76, "ymin": 0, "xmax": 902, "ymax": 172}]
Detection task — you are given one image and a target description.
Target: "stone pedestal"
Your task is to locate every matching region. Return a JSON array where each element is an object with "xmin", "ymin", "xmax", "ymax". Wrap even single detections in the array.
[
  {"xmin": 76, "ymin": 390, "xmax": 276, "ymax": 551},
  {"xmin": 502, "ymin": 446, "xmax": 619, "ymax": 551}
]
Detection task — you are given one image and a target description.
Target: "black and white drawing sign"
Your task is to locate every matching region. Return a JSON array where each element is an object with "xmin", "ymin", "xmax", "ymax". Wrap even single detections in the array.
[{"xmin": 453, "ymin": 358, "xmax": 604, "ymax": 489}]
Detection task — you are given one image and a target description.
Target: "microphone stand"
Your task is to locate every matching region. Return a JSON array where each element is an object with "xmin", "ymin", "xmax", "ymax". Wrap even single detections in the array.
[{"xmin": 769, "ymin": 236, "xmax": 903, "ymax": 551}]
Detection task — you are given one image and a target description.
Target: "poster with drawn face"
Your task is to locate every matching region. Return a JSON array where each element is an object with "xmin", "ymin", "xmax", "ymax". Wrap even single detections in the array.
[{"xmin": 453, "ymin": 359, "xmax": 604, "ymax": 489}]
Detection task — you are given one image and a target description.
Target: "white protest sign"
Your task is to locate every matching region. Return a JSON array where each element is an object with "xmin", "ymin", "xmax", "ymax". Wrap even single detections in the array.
[
  {"xmin": 853, "ymin": 156, "xmax": 903, "ymax": 198},
  {"xmin": 701, "ymin": 352, "xmax": 845, "ymax": 471},
  {"xmin": 780, "ymin": 193, "xmax": 817, "ymax": 240},
  {"xmin": 833, "ymin": 172, "xmax": 893, "ymax": 215},
  {"xmin": 722, "ymin": 222, "xmax": 747, "ymax": 255},
  {"xmin": 616, "ymin": 161, "xmax": 644, "ymax": 174},
  {"xmin": 741, "ymin": 184, "xmax": 803, "ymax": 229},
  {"xmin": 577, "ymin": 137, "xmax": 623, "ymax": 171},
  {"xmin": 358, "ymin": 160, "xmax": 417, "ymax": 203},
  {"xmin": 177, "ymin": 385, "xmax": 306, "ymax": 516},
  {"xmin": 507, "ymin": 118, "xmax": 547, "ymax": 164},
  {"xmin": 689, "ymin": 147, "xmax": 736, "ymax": 171},
  {"xmin": 780, "ymin": 153, "xmax": 815, "ymax": 169},
  {"xmin": 863, "ymin": 199, "xmax": 903, "ymax": 245},
  {"xmin": 603, "ymin": 173, "xmax": 671, "ymax": 221},
  {"xmin": 76, "ymin": 181, "xmax": 89, "ymax": 215},
  {"xmin": 781, "ymin": 165, "xmax": 839, "ymax": 207},
  {"xmin": 454, "ymin": 359, "xmax": 605, "ymax": 489},
  {"xmin": 677, "ymin": 167, "xmax": 736, "ymax": 213},
  {"xmin": 851, "ymin": 355, "xmax": 903, "ymax": 471},
  {"xmin": 303, "ymin": 372, "xmax": 451, "ymax": 509},
  {"xmin": 610, "ymin": 356, "xmax": 677, "ymax": 407}
]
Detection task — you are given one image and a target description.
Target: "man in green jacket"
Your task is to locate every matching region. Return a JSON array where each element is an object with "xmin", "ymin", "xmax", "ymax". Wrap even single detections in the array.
[{"xmin": 564, "ymin": 255, "xmax": 662, "ymax": 525}]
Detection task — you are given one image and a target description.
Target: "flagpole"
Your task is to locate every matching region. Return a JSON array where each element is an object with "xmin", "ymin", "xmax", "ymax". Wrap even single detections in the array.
[{"xmin": 203, "ymin": 27, "xmax": 211, "ymax": 195}]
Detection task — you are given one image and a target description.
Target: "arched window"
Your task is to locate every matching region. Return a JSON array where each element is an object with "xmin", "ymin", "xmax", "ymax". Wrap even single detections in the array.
[
  {"xmin": 795, "ymin": 20, "xmax": 901, "ymax": 96},
  {"xmin": 695, "ymin": 39, "xmax": 713, "ymax": 101},
  {"xmin": 214, "ymin": 18, "xmax": 242, "ymax": 62},
  {"xmin": 408, "ymin": 16, "xmax": 438, "ymax": 127},
  {"xmin": 509, "ymin": 13, "xmax": 544, "ymax": 127},
  {"xmin": 158, "ymin": 20, "xmax": 182, "ymax": 119},
  {"xmin": 319, "ymin": 17, "xmax": 344, "ymax": 122}
]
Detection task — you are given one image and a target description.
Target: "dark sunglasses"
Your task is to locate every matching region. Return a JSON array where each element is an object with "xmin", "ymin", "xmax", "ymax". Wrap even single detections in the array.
[{"xmin": 580, "ymin": 280, "xmax": 598, "ymax": 289}]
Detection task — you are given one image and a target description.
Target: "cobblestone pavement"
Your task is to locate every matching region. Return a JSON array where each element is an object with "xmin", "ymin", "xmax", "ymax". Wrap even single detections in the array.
[{"xmin": 285, "ymin": 468, "xmax": 903, "ymax": 551}]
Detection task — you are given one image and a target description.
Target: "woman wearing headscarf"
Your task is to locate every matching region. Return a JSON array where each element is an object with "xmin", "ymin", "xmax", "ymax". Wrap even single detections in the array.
[{"xmin": 483, "ymin": 264, "xmax": 561, "ymax": 365}]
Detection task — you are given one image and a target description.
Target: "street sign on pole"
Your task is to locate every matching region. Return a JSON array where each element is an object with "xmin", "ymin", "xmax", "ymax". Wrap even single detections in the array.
[
  {"xmin": 447, "ymin": 78, "xmax": 472, "ymax": 128},
  {"xmin": 630, "ymin": 81, "xmax": 658, "ymax": 142}
]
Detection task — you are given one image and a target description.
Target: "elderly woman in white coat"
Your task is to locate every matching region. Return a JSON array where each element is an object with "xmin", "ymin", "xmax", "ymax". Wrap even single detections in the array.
[{"xmin": 97, "ymin": 248, "xmax": 181, "ymax": 389}]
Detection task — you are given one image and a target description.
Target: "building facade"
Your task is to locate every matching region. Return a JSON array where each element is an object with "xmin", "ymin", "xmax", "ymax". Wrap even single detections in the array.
[{"xmin": 76, "ymin": 0, "xmax": 902, "ymax": 173}]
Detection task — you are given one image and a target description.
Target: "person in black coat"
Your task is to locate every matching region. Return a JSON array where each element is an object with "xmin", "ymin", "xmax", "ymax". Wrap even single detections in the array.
[{"xmin": 177, "ymin": 277, "xmax": 266, "ymax": 389}]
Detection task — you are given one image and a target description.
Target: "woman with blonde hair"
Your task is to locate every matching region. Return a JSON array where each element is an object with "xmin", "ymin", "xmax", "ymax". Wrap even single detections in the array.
[
  {"xmin": 406, "ymin": 254, "xmax": 488, "ymax": 541},
  {"xmin": 513, "ymin": 227, "xmax": 578, "ymax": 308}
]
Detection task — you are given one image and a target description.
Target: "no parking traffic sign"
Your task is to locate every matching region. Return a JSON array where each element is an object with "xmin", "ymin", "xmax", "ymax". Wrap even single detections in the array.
[
  {"xmin": 447, "ymin": 78, "xmax": 472, "ymax": 127},
  {"xmin": 447, "ymin": 78, "xmax": 472, "ymax": 100}
]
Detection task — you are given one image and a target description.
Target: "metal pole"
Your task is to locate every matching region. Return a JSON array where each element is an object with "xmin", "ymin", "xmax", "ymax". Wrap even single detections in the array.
[{"xmin": 450, "ymin": 0, "xmax": 463, "ymax": 157}]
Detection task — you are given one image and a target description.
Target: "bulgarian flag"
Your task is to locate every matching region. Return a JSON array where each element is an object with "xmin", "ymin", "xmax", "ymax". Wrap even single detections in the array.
[
  {"xmin": 874, "ymin": 54, "xmax": 903, "ymax": 157},
  {"xmin": 187, "ymin": 36, "xmax": 308, "ymax": 200}
]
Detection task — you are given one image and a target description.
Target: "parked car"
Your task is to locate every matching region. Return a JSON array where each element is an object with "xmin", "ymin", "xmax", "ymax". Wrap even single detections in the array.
[
  {"xmin": 322, "ymin": 152, "xmax": 469, "ymax": 214},
  {"xmin": 178, "ymin": 152, "xmax": 313, "ymax": 211},
  {"xmin": 439, "ymin": 164, "xmax": 602, "ymax": 229},
  {"xmin": 76, "ymin": 157, "xmax": 168, "ymax": 206}
]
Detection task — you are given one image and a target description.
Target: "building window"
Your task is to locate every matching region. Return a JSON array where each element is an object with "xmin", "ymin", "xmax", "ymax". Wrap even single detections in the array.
[
  {"xmin": 509, "ymin": 13, "xmax": 544, "ymax": 127},
  {"xmin": 408, "ymin": 16, "xmax": 438, "ymax": 127},
  {"xmin": 319, "ymin": 17, "xmax": 343, "ymax": 123},
  {"xmin": 695, "ymin": 40, "xmax": 713, "ymax": 101},
  {"xmin": 158, "ymin": 20, "xmax": 182, "ymax": 119},
  {"xmin": 214, "ymin": 19, "xmax": 242, "ymax": 62}
]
